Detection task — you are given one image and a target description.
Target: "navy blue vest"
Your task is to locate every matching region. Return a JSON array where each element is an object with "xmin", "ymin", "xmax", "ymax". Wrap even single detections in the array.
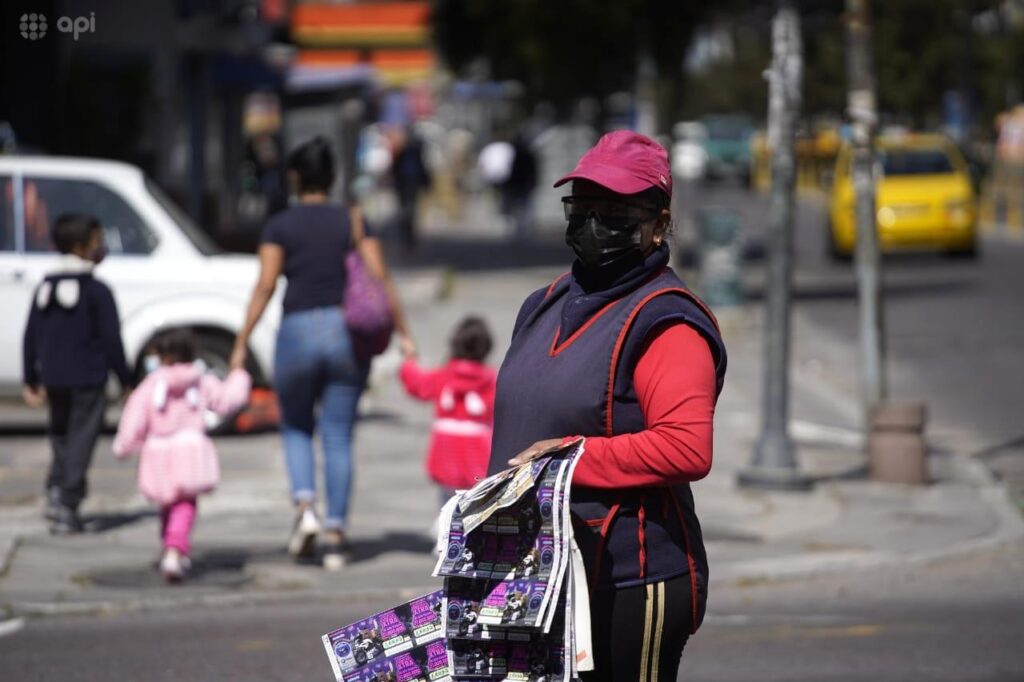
[{"xmin": 489, "ymin": 265, "xmax": 727, "ymax": 602}]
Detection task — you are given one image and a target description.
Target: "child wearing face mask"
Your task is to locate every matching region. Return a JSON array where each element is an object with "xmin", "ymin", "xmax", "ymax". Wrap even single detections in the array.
[
  {"xmin": 113, "ymin": 329, "xmax": 251, "ymax": 582},
  {"xmin": 22, "ymin": 213, "xmax": 132, "ymax": 535}
]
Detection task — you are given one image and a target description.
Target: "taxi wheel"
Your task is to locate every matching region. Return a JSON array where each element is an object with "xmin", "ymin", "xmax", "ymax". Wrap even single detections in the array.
[
  {"xmin": 826, "ymin": 222, "xmax": 851, "ymax": 262},
  {"xmin": 944, "ymin": 232, "xmax": 979, "ymax": 260},
  {"xmin": 945, "ymin": 244, "xmax": 978, "ymax": 259}
]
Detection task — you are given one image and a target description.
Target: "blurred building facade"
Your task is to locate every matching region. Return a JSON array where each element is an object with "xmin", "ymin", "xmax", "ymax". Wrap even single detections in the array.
[{"xmin": 0, "ymin": 0, "xmax": 436, "ymax": 250}]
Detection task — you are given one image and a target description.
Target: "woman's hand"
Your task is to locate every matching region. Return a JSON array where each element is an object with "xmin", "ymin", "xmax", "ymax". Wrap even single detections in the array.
[
  {"xmin": 508, "ymin": 438, "xmax": 571, "ymax": 468},
  {"xmin": 399, "ymin": 332, "xmax": 418, "ymax": 359},
  {"xmin": 229, "ymin": 343, "xmax": 248, "ymax": 371}
]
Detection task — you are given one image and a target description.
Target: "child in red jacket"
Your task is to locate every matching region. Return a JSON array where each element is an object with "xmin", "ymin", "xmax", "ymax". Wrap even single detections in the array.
[{"xmin": 400, "ymin": 317, "xmax": 496, "ymax": 502}]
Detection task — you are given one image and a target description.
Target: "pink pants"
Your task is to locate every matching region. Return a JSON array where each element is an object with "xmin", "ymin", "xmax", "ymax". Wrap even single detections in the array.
[{"xmin": 160, "ymin": 497, "xmax": 197, "ymax": 555}]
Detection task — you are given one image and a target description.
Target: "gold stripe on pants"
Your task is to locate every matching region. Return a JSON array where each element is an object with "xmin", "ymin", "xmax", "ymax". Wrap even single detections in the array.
[
  {"xmin": 638, "ymin": 583, "xmax": 667, "ymax": 682},
  {"xmin": 651, "ymin": 582, "xmax": 665, "ymax": 681},
  {"xmin": 639, "ymin": 584, "xmax": 654, "ymax": 681}
]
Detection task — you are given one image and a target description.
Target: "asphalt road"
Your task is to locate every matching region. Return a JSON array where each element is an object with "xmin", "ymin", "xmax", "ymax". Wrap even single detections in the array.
[{"xmin": 2, "ymin": 541, "xmax": 1021, "ymax": 681}]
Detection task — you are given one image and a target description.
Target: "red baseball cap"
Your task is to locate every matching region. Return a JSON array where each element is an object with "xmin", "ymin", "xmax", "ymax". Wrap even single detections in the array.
[{"xmin": 554, "ymin": 130, "xmax": 672, "ymax": 198}]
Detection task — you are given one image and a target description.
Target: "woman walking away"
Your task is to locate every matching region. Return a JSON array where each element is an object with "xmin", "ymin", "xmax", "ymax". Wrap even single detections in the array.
[
  {"xmin": 400, "ymin": 316, "xmax": 497, "ymax": 506},
  {"xmin": 113, "ymin": 329, "xmax": 251, "ymax": 583},
  {"xmin": 230, "ymin": 136, "xmax": 416, "ymax": 571},
  {"xmin": 488, "ymin": 131, "xmax": 728, "ymax": 682}
]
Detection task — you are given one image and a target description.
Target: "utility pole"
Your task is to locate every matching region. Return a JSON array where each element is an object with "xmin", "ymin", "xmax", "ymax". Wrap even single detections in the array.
[
  {"xmin": 845, "ymin": 0, "xmax": 887, "ymax": 425},
  {"xmin": 738, "ymin": 1, "xmax": 811, "ymax": 491}
]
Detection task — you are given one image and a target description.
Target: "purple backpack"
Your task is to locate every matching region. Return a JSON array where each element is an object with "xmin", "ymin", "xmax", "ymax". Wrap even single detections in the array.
[{"xmin": 343, "ymin": 209, "xmax": 394, "ymax": 361}]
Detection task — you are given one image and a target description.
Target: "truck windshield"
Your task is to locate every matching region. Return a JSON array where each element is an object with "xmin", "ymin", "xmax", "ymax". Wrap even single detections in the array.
[{"xmin": 145, "ymin": 178, "xmax": 222, "ymax": 255}]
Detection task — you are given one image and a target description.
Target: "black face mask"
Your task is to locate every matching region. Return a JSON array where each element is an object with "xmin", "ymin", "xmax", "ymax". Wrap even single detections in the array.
[{"xmin": 565, "ymin": 214, "xmax": 645, "ymax": 271}]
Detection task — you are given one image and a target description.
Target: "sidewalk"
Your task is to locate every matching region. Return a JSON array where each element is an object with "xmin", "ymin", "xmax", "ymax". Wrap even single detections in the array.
[{"xmin": 1, "ymin": 256, "xmax": 1021, "ymax": 620}]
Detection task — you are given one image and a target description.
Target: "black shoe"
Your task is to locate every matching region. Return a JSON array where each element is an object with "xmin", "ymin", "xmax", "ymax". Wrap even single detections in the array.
[
  {"xmin": 322, "ymin": 535, "xmax": 351, "ymax": 572},
  {"xmin": 44, "ymin": 487, "xmax": 62, "ymax": 522},
  {"xmin": 50, "ymin": 506, "xmax": 83, "ymax": 535}
]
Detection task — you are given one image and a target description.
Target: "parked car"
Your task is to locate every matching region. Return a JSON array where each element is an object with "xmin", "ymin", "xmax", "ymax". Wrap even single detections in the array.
[
  {"xmin": 0, "ymin": 156, "xmax": 280, "ymax": 404},
  {"xmin": 827, "ymin": 134, "xmax": 978, "ymax": 259},
  {"xmin": 701, "ymin": 114, "xmax": 755, "ymax": 185}
]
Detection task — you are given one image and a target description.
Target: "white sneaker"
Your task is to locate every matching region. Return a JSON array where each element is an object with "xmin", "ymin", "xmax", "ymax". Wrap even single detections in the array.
[
  {"xmin": 160, "ymin": 549, "xmax": 189, "ymax": 583},
  {"xmin": 288, "ymin": 507, "xmax": 321, "ymax": 559}
]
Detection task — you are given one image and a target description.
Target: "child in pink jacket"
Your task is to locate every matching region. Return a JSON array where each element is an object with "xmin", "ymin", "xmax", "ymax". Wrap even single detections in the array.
[{"xmin": 113, "ymin": 329, "xmax": 251, "ymax": 582}]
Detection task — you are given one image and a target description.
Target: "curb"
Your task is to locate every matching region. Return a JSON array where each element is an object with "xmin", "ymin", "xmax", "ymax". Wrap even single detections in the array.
[{"xmin": 7, "ymin": 582, "xmax": 441, "ymax": 620}]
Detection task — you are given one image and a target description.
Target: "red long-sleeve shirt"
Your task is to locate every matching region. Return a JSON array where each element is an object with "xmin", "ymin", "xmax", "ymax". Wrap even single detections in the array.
[{"xmin": 571, "ymin": 322, "xmax": 716, "ymax": 489}]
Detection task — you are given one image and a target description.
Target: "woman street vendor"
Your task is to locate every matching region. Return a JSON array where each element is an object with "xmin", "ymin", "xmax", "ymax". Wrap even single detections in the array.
[{"xmin": 487, "ymin": 131, "xmax": 727, "ymax": 682}]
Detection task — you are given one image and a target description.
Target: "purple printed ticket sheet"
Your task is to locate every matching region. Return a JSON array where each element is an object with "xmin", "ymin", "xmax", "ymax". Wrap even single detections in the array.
[
  {"xmin": 322, "ymin": 591, "xmax": 446, "ymax": 682},
  {"xmin": 325, "ymin": 441, "xmax": 585, "ymax": 682}
]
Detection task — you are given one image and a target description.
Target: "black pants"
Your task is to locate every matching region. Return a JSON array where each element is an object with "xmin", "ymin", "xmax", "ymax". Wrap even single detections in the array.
[
  {"xmin": 583, "ymin": 573, "xmax": 707, "ymax": 682},
  {"xmin": 46, "ymin": 385, "xmax": 107, "ymax": 510}
]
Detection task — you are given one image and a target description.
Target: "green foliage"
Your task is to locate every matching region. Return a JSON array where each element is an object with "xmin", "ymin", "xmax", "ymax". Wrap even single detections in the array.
[
  {"xmin": 678, "ymin": 24, "xmax": 770, "ymax": 121},
  {"xmin": 430, "ymin": 0, "xmax": 707, "ymax": 106},
  {"xmin": 803, "ymin": 0, "xmax": 1015, "ymax": 131},
  {"xmin": 431, "ymin": 0, "xmax": 1024, "ymax": 136}
]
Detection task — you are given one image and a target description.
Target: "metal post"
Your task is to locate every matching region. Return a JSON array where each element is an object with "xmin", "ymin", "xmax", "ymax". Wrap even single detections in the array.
[
  {"xmin": 738, "ymin": 2, "xmax": 812, "ymax": 491},
  {"xmin": 845, "ymin": 0, "xmax": 888, "ymax": 425},
  {"xmin": 187, "ymin": 55, "xmax": 208, "ymax": 224}
]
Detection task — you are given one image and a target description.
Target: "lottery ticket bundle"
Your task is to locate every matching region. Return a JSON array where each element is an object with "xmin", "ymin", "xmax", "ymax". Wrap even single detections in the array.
[
  {"xmin": 435, "ymin": 439, "xmax": 592, "ymax": 682},
  {"xmin": 321, "ymin": 440, "xmax": 591, "ymax": 682}
]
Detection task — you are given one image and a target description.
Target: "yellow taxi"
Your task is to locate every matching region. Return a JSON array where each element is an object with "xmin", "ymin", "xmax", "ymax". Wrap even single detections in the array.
[{"xmin": 828, "ymin": 134, "xmax": 977, "ymax": 259}]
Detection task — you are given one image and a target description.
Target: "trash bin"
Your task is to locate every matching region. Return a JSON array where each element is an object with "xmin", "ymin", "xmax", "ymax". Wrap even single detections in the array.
[
  {"xmin": 868, "ymin": 402, "xmax": 928, "ymax": 485},
  {"xmin": 696, "ymin": 208, "xmax": 744, "ymax": 308}
]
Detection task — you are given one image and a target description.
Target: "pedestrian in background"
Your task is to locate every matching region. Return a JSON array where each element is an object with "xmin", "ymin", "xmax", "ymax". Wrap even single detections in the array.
[
  {"xmin": 491, "ymin": 131, "xmax": 728, "ymax": 682},
  {"xmin": 391, "ymin": 126, "xmax": 432, "ymax": 251},
  {"xmin": 113, "ymin": 329, "xmax": 251, "ymax": 583},
  {"xmin": 231, "ymin": 136, "xmax": 416, "ymax": 571},
  {"xmin": 21, "ymin": 213, "xmax": 132, "ymax": 535},
  {"xmin": 500, "ymin": 132, "xmax": 538, "ymax": 240},
  {"xmin": 399, "ymin": 316, "xmax": 497, "ymax": 505}
]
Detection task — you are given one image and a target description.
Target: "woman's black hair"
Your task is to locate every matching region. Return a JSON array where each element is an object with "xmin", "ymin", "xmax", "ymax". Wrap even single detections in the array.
[
  {"xmin": 450, "ymin": 316, "xmax": 493, "ymax": 362},
  {"xmin": 52, "ymin": 213, "xmax": 101, "ymax": 254},
  {"xmin": 152, "ymin": 328, "xmax": 197, "ymax": 364},
  {"xmin": 636, "ymin": 187, "xmax": 671, "ymax": 212},
  {"xmin": 635, "ymin": 186, "xmax": 672, "ymax": 235},
  {"xmin": 287, "ymin": 136, "xmax": 336, "ymax": 195}
]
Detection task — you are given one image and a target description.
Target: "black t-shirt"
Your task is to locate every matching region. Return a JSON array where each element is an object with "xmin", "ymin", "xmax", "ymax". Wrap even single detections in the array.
[{"xmin": 261, "ymin": 203, "xmax": 371, "ymax": 315}]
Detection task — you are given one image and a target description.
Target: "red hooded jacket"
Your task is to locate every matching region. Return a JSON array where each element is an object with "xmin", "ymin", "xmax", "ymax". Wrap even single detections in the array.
[{"xmin": 400, "ymin": 358, "xmax": 497, "ymax": 489}]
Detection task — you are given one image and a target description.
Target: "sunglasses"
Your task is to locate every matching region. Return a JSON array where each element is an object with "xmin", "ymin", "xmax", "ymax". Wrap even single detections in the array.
[{"xmin": 561, "ymin": 196, "xmax": 659, "ymax": 230}]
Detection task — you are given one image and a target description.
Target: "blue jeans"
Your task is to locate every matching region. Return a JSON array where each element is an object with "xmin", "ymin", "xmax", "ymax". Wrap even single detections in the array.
[{"xmin": 274, "ymin": 307, "xmax": 367, "ymax": 530}]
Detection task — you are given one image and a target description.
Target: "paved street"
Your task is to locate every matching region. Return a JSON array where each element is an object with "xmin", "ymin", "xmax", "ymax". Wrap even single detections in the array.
[
  {"xmin": 3, "ymin": 536, "xmax": 1021, "ymax": 681},
  {"xmin": 1, "ymin": 186, "xmax": 1022, "ymax": 680}
]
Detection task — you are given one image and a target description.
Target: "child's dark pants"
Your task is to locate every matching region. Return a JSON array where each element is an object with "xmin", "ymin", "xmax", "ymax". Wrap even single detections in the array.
[{"xmin": 46, "ymin": 385, "xmax": 107, "ymax": 510}]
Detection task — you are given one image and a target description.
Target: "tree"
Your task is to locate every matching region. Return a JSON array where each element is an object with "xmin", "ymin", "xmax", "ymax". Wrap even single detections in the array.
[{"xmin": 430, "ymin": 0, "xmax": 709, "ymax": 127}]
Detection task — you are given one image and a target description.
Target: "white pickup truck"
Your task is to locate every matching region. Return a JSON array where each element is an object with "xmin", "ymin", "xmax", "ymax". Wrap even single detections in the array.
[{"xmin": 0, "ymin": 156, "xmax": 280, "ymax": 399}]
